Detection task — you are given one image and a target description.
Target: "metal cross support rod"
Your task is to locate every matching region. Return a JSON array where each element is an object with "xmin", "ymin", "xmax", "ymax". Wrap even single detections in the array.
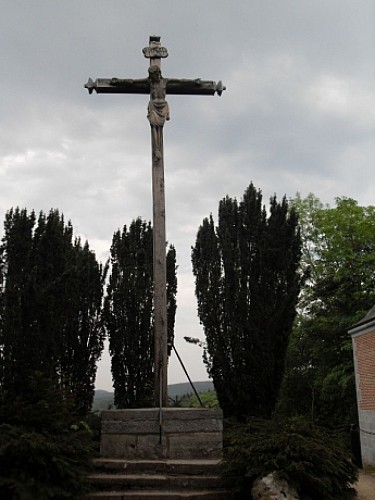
[{"xmin": 85, "ymin": 36, "xmax": 225, "ymax": 407}]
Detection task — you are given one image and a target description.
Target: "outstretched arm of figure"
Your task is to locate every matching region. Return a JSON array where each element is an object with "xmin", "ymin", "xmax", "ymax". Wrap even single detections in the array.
[
  {"xmin": 85, "ymin": 77, "xmax": 150, "ymax": 94},
  {"xmin": 165, "ymin": 78, "xmax": 226, "ymax": 96}
]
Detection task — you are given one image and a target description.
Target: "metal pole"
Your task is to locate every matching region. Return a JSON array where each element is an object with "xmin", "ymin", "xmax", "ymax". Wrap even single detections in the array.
[{"xmin": 172, "ymin": 345, "xmax": 203, "ymax": 408}]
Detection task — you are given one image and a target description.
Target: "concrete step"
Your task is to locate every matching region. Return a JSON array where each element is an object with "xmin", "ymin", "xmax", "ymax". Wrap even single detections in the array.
[
  {"xmin": 88, "ymin": 473, "xmax": 225, "ymax": 490},
  {"xmin": 92, "ymin": 458, "xmax": 222, "ymax": 476},
  {"xmin": 83, "ymin": 489, "xmax": 232, "ymax": 499}
]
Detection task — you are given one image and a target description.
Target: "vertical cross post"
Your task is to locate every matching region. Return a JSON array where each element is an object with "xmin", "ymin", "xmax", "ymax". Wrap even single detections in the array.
[{"xmin": 145, "ymin": 36, "xmax": 169, "ymax": 407}]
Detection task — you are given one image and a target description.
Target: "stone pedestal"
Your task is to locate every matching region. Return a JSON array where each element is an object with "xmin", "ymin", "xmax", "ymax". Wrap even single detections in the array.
[{"xmin": 100, "ymin": 408, "xmax": 223, "ymax": 460}]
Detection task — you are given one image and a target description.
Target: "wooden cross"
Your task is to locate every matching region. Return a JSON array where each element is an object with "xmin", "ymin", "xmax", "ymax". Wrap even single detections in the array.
[{"xmin": 85, "ymin": 36, "xmax": 225, "ymax": 407}]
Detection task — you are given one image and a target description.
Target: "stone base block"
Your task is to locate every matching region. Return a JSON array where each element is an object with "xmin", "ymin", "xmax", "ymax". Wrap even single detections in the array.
[{"xmin": 100, "ymin": 408, "xmax": 223, "ymax": 460}]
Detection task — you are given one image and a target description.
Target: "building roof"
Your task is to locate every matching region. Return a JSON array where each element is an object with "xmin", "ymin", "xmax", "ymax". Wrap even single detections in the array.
[{"xmin": 350, "ymin": 304, "xmax": 375, "ymax": 331}]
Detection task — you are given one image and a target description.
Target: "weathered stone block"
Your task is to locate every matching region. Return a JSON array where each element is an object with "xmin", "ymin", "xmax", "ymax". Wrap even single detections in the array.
[
  {"xmin": 163, "ymin": 418, "xmax": 222, "ymax": 434},
  {"xmin": 100, "ymin": 434, "xmax": 137, "ymax": 458},
  {"xmin": 100, "ymin": 408, "xmax": 223, "ymax": 460},
  {"xmin": 137, "ymin": 434, "xmax": 168, "ymax": 459},
  {"xmin": 101, "ymin": 419, "xmax": 160, "ymax": 434},
  {"xmin": 167, "ymin": 432, "xmax": 223, "ymax": 459}
]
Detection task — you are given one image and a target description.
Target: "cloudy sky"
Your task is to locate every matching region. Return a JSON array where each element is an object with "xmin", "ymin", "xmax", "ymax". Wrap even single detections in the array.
[{"xmin": 1, "ymin": 1, "xmax": 374, "ymax": 390}]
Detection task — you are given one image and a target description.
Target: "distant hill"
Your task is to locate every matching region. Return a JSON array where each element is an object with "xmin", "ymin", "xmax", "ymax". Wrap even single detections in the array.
[
  {"xmin": 92, "ymin": 381, "xmax": 214, "ymax": 411},
  {"xmin": 92, "ymin": 389, "xmax": 114, "ymax": 411},
  {"xmin": 168, "ymin": 381, "xmax": 214, "ymax": 398}
]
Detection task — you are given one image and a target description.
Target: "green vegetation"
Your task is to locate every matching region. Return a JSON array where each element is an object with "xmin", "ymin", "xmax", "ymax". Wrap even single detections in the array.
[
  {"xmin": 192, "ymin": 183, "xmax": 302, "ymax": 419},
  {"xmin": 0, "ymin": 208, "xmax": 105, "ymax": 498},
  {"xmin": 183, "ymin": 390, "xmax": 219, "ymax": 408},
  {"xmin": 168, "ymin": 389, "xmax": 219, "ymax": 408},
  {"xmin": 104, "ymin": 218, "xmax": 177, "ymax": 408},
  {"xmin": 224, "ymin": 417, "xmax": 358, "ymax": 500},
  {"xmin": 0, "ymin": 208, "xmax": 107, "ymax": 413},
  {"xmin": 0, "ymin": 373, "xmax": 93, "ymax": 499},
  {"xmin": 279, "ymin": 195, "xmax": 375, "ymax": 428}
]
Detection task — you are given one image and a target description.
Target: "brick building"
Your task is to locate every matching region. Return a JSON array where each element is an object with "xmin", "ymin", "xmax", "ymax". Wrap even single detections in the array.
[{"xmin": 349, "ymin": 304, "xmax": 375, "ymax": 466}]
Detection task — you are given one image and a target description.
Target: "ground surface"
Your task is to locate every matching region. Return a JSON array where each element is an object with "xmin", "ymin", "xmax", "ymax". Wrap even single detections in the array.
[{"xmin": 355, "ymin": 471, "xmax": 375, "ymax": 499}]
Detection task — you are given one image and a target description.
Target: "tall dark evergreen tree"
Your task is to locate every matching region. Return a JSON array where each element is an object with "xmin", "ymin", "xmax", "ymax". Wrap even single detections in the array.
[
  {"xmin": 192, "ymin": 183, "xmax": 301, "ymax": 419},
  {"xmin": 0, "ymin": 208, "xmax": 36, "ymax": 393},
  {"xmin": 105, "ymin": 218, "xmax": 177, "ymax": 409},
  {"xmin": 166, "ymin": 245, "xmax": 177, "ymax": 355},
  {"xmin": 58, "ymin": 238, "xmax": 107, "ymax": 413},
  {"xmin": 0, "ymin": 208, "xmax": 106, "ymax": 413}
]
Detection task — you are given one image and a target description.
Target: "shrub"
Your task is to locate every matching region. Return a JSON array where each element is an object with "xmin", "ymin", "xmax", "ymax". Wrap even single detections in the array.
[
  {"xmin": 224, "ymin": 416, "xmax": 358, "ymax": 500},
  {"xmin": 0, "ymin": 373, "xmax": 93, "ymax": 499},
  {"xmin": 0, "ymin": 423, "xmax": 92, "ymax": 499},
  {"xmin": 182, "ymin": 390, "xmax": 219, "ymax": 408}
]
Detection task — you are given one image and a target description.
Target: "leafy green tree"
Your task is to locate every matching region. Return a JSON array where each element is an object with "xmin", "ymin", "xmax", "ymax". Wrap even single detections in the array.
[
  {"xmin": 105, "ymin": 218, "xmax": 177, "ymax": 408},
  {"xmin": 192, "ymin": 183, "xmax": 301, "ymax": 419},
  {"xmin": 280, "ymin": 196, "xmax": 375, "ymax": 427},
  {"xmin": 0, "ymin": 208, "xmax": 106, "ymax": 413}
]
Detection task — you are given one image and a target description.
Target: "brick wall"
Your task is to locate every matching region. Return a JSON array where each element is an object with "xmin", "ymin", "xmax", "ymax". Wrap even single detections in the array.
[
  {"xmin": 354, "ymin": 330, "xmax": 375, "ymax": 411},
  {"xmin": 351, "ymin": 318, "xmax": 375, "ymax": 465}
]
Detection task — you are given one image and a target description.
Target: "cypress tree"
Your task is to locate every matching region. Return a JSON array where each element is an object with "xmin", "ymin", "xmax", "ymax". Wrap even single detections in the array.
[
  {"xmin": 0, "ymin": 208, "xmax": 36, "ymax": 394},
  {"xmin": 105, "ymin": 218, "xmax": 177, "ymax": 408},
  {"xmin": 0, "ymin": 208, "xmax": 106, "ymax": 413},
  {"xmin": 192, "ymin": 183, "xmax": 301, "ymax": 419},
  {"xmin": 59, "ymin": 238, "xmax": 107, "ymax": 413}
]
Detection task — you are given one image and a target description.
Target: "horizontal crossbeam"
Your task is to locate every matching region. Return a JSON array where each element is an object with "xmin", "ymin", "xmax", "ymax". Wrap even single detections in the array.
[{"xmin": 85, "ymin": 77, "xmax": 225, "ymax": 96}]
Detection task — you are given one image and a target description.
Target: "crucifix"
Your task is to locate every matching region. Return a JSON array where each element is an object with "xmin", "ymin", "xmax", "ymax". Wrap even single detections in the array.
[{"xmin": 85, "ymin": 36, "xmax": 225, "ymax": 407}]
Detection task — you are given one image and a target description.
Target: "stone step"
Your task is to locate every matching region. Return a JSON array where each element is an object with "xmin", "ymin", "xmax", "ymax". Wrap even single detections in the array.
[
  {"xmin": 83, "ymin": 489, "xmax": 232, "ymax": 499},
  {"xmin": 87, "ymin": 407, "xmax": 229, "ymax": 500},
  {"xmin": 92, "ymin": 458, "xmax": 223, "ymax": 476},
  {"xmin": 88, "ymin": 473, "xmax": 225, "ymax": 491},
  {"xmin": 85, "ymin": 458, "xmax": 234, "ymax": 499}
]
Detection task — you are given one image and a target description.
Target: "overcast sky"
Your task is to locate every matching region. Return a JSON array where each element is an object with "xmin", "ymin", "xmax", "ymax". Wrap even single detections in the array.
[{"xmin": 1, "ymin": 1, "xmax": 374, "ymax": 391}]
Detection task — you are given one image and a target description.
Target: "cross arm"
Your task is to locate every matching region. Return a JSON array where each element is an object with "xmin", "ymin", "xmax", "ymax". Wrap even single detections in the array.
[
  {"xmin": 84, "ymin": 77, "xmax": 150, "ymax": 95},
  {"xmin": 166, "ymin": 79, "xmax": 225, "ymax": 96}
]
